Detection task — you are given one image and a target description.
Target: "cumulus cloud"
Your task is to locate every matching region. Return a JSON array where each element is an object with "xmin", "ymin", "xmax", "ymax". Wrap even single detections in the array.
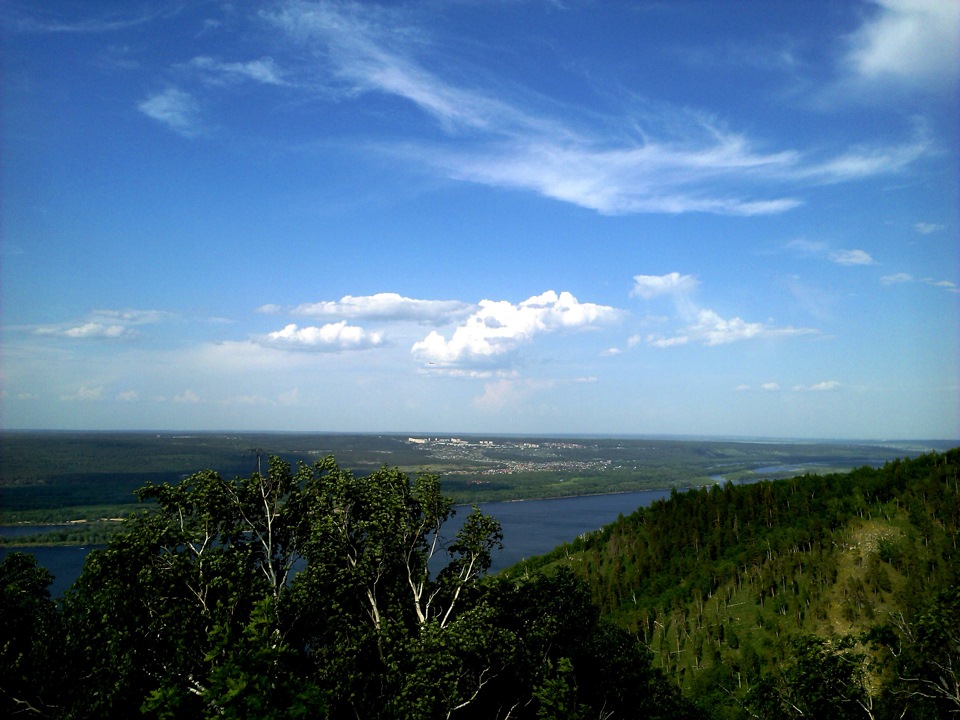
[
  {"xmin": 761, "ymin": 382, "xmax": 781, "ymax": 391},
  {"xmin": 138, "ymin": 87, "xmax": 202, "ymax": 136},
  {"xmin": 411, "ymin": 290, "xmax": 620, "ymax": 368},
  {"xmin": 287, "ymin": 292, "xmax": 472, "ymax": 325},
  {"xmin": 843, "ymin": 0, "xmax": 960, "ymax": 92},
  {"xmin": 261, "ymin": 321, "xmax": 385, "ymax": 351},
  {"xmin": 807, "ymin": 380, "xmax": 841, "ymax": 391}
]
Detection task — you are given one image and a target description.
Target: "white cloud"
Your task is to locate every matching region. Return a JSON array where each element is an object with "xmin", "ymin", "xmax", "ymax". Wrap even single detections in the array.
[
  {"xmin": 174, "ymin": 389, "xmax": 201, "ymax": 404},
  {"xmin": 786, "ymin": 238, "xmax": 828, "ymax": 256},
  {"xmin": 697, "ymin": 310, "xmax": 815, "ymax": 345},
  {"xmin": 138, "ymin": 87, "xmax": 202, "ymax": 137},
  {"xmin": 222, "ymin": 394, "xmax": 271, "ymax": 406},
  {"xmin": 61, "ymin": 385, "xmax": 104, "ymax": 401},
  {"xmin": 914, "ymin": 222, "xmax": 944, "ymax": 234},
  {"xmin": 881, "ymin": 273, "xmax": 958, "ymax": 293},
  {"xmin": 645, "ymin": 309, "xmax": 816, "ymax": 348},
  {"xmin": 277, "ymin": 388, "xmax": 300, "ymax": 406},
  {"xmin": 12, "ymin": 7, "xmax": 169, "ymax": 34},
  {"xmin": 267, "ymin": 1, "xmax": 927, "ymax": 217},
  {"xmin": 828, "ymin": 249, "xmax": 875, "ymax": 265},
  {"xmin": 924, "ymin": 279, "xmax": 959, "ymax": 293},
  {"xmin": 116, "ymin": 390, "xmax": 139, "ymax": 402},
  {"xmin": 761, "ymin": 382, "xmax": 780, "ymax": 391},
  {"xmin": 289, "ymin": 292, "xmax": 472, "ymax": 324},
  {"xmin": 188, "ymin": 56, "xmax": 289, "ymax": 86},
  {"xmin": 433, "ymin": 137, "xmax": 804, "ymax": 216},
  {"xmin": 261, "ymin": 321, "xmax": 385, "ymax": 351},
  {"xmin": 880, "ymin": 272, "xmax": 913, "ymax": 284},
  {"xmin": 734, "ymin": 384, "xmax": 751, "ymax": 392},
  {"xmin": 630, "ymin": 272, "xmax": 816, "ymax": 348},
  {"xmin": 473, "ymin": 378, "xmax": 555, "ymax": 412},
  {"xmin": 808, "ymin": 380, "xmax": 842, "ymax": 391},
  {"xmin": 792, "ymin": 140, "xmax": 929, "ymax": 183},
  {"xmin": 32, "ymin": 309, "xmax": 172, "ymax": 339},
  {"xmin": 647, "ymin": 335, "xmax": 691, "ymax": 349},
  {"xmin": 35, "ymin": 322, "xmax": 130, "ymax": 339},
  {"xmin": 411, "ymin": 290, "xmax": 620, "ymax": 368},
  {"xmin": 631, "ymin": 272, "xmax": 699, "ymax": 299},
  {"xmin": 92, "ymin": 309, "xmax": 175, "ymax": 324},
  {"xmin": 789, "ymin": 240, "xmax": 876, "ymax": 266},
  {"xmin": 843, "ymin": 0, "xmax": 960, "ymax": 91}
]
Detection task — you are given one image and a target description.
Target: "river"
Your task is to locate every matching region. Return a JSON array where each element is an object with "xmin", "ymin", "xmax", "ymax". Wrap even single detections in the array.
[{"xmin": 1, "ymin": 488, "xmax": 673, "ymax": 597}]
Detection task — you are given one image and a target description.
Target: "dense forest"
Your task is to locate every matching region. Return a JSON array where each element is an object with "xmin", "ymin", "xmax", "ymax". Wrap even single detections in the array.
[
  {"xmin": 514, "ymin": 448, "xmax": 960, "ymax": 719},
  {"xmin": 1, "ymin": 449, "xmax": 957, "ymax": 718}
]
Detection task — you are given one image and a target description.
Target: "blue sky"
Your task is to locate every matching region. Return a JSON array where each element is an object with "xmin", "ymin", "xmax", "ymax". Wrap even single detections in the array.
[{"xmin": 2, "ymin": 0, "xmax": 957, "ymax": 439}]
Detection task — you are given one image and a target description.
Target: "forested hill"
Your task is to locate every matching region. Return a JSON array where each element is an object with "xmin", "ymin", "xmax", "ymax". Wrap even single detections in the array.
[{"xmin": 510, "ymin": 448, "xmax": 960, "ymax": 719}]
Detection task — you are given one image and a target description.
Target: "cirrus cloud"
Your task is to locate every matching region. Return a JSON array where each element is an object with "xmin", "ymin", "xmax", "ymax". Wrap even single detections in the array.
[
  {"xmin": 187, "ymin": 56, "xmax": 289, "ymax": 86},
  {"xmin": 265, "ymin": 1, "xmax": 929, "ymax": 217}
]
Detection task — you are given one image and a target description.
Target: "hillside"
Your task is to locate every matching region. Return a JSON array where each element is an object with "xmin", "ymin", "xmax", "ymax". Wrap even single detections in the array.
[{"xmin": 509, "ymin": 449, "xmax": 960, "ymax": 719}]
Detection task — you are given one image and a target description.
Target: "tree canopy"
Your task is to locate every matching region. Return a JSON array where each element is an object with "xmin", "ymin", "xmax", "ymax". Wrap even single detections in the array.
[{"xmin": 1, "ymin": 456, "xmax": 692, "ymax": 719}]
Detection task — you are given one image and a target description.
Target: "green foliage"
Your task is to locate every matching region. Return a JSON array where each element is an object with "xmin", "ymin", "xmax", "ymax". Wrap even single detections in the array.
[
  {"xmin": 515, "ymin": 449, "xmax": 959, "ymax": 719},
  {"xmin": 0, "ymin": 553, "xmax": 63, "ymax": 716},
  {"xmin": 6, "ymin": 444, "xmax": 956, "ymax": 719},
  {"xmin": 746, "ymin": 636, "xmax": 870, "ymax": 719},
  {"xmin": 7, "ymin": 454, "xmax": 693, "ymax": 719}
]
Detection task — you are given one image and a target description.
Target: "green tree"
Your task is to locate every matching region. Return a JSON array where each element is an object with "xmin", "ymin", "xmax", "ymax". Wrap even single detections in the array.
[
  {"xmin": 0, "ymin": 552, "xmax": 63, "ymax": 716},
  {"xmin": 57, "ymin": 456, "xmax": 506, "ymax": 719},
  {"xmin": 873, "ymin": 585, "xmax": 960, "ymax": 719},
  {"xmin": 746, "ymin": 636, "xmax": 873, "ymax": 720}
]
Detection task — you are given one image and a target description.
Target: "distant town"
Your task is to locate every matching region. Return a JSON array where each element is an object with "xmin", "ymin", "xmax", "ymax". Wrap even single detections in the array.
[{"xmin": 405, "ymin": 436, "xmax": 612, "ymax": 477}]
